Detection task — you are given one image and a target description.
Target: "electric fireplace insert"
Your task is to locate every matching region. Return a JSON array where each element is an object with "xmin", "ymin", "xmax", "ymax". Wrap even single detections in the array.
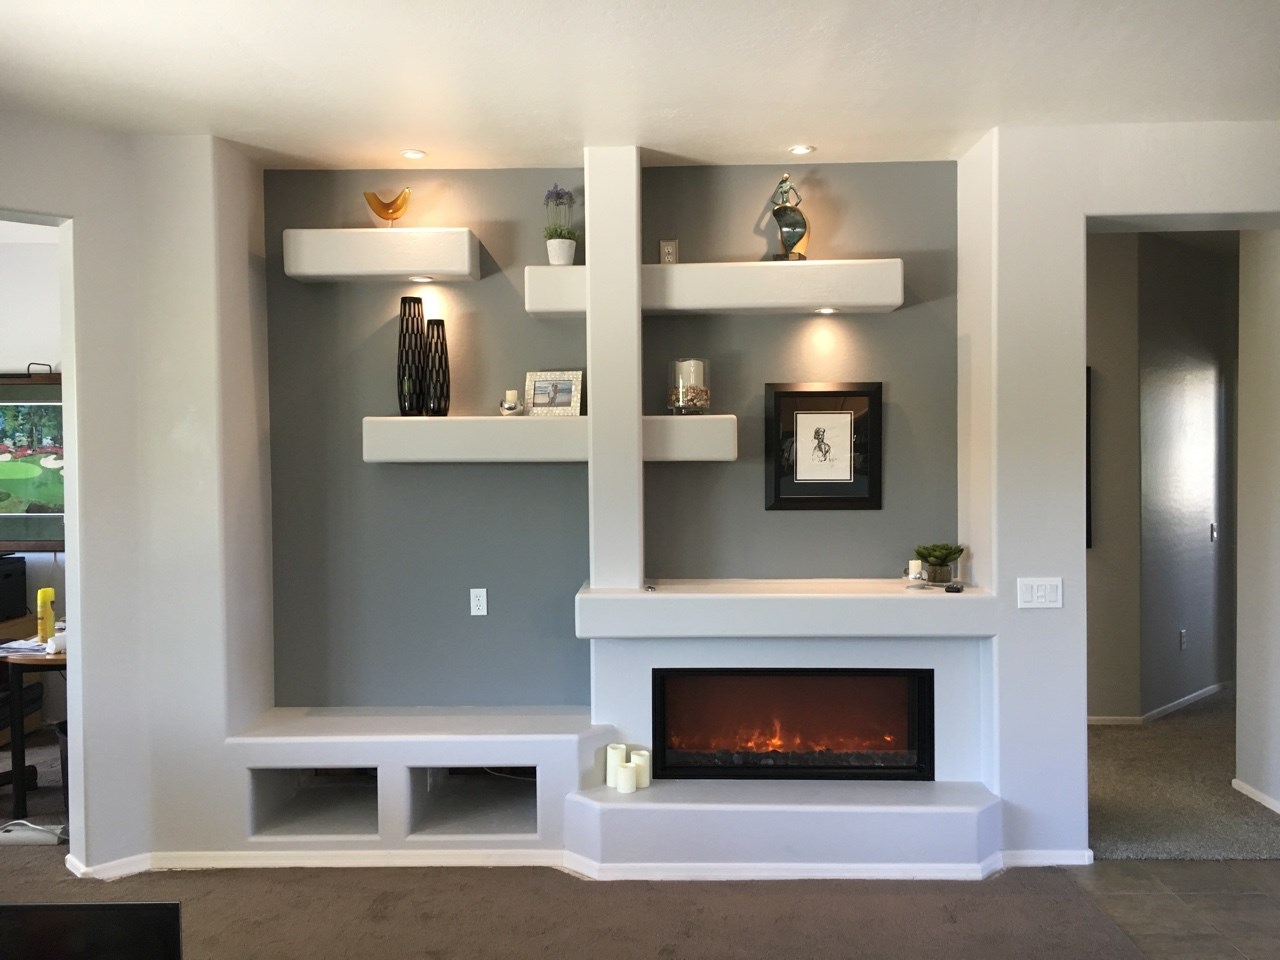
[{"xmin": 652, "ymin": 667, "xmax": 934, "ymax": 780}]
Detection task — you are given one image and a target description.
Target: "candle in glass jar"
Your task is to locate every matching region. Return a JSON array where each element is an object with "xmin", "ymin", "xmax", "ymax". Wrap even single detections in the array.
[{"xmin": 668, "ymin": 357, "xmax": 710, "ymax": 413}]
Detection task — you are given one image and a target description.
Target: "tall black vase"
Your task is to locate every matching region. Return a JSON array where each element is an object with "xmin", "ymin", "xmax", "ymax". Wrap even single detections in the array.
[
  {"xmin": 396, "ymin": 296, "xmax": 426, "ymax": 416},
  {"xmin": 424, "ymin": 317, "xmax": 450, "ymax": 416}
]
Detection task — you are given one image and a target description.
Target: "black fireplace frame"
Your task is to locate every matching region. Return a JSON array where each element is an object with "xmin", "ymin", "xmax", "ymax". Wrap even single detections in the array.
[{"xmin": 651, "ymin": 667, "xmax": 935, "ymax": 781}]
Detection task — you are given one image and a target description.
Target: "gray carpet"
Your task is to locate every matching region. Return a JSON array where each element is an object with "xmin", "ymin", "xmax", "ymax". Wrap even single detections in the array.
[
  {"xmin": 0, "ymin": 846, "xmax": 1145, "ymax": 960},
  {"xmin": 1090, "ymin": 687, "xmax": 1280, "ymax": 859}
]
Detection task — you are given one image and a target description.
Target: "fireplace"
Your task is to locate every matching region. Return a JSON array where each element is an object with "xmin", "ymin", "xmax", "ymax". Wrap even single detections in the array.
[{"xmin": 652, "ymin": 668, "xmax": 934, "ymax": 780}]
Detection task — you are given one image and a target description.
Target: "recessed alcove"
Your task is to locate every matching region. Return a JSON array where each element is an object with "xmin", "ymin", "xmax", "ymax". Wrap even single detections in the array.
[
  {"xmin": 408, "ymin": 766, "xmax": 538, "ymax": 837},
  {"xmin": 250, "ymin": 767, "xmax": 380, "ymax": 838}
]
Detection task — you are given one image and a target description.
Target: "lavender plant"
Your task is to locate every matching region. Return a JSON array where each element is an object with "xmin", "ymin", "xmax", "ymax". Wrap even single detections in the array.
[{"xmin": 543, "ymin": 183, "xmax": 579, "ymax": 241}]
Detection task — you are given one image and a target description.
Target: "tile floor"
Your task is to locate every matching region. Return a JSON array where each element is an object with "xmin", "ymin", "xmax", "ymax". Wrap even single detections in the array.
[{"xmin": 1069, "ymin": 860, "xmax": 1280, "ymax": 959}]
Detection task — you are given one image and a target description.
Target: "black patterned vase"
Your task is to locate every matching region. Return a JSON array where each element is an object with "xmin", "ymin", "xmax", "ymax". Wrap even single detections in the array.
[
  {"xmin": 396, "ymin": 296, "xmax": 427, "ymax": 416},
  {"xmin": 424, "ymin": 317, "xmax": 450, "ymax": 416}
]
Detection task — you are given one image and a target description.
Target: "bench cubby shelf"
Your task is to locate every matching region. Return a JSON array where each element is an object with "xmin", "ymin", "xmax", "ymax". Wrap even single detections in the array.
[
  {"xmin": 283, "ymin": 227, "xmax": 480, "ymax": 282},
  {"xmin": 362, "ymin": 414, "xmax": 738, "ymax": 463},
  {"xmin": 524, "ymin": 259, "xmax": 905, "ymax": 317}
]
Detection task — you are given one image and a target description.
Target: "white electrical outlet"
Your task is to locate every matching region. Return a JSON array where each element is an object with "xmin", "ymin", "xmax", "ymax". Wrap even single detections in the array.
[
  {"xmin": 470, "ymin": 588, "xmax": 487, "ymax": 616},
  {"xmin": 1016, "ymin": 577, "xmax": 1063, "ymax": 609}
]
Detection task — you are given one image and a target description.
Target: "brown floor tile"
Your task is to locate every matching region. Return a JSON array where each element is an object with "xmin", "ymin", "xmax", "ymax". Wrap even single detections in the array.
[
  {"xmin": 1127, "ymin": 933, "xmax": 1248, "ymax": 959},
  {"xmin": 1068, "ymin": 861, "xmax": 1168, "ymax": 894},
  {"xmin": 1096, "ymin": 892, "xmax": 1221, "ymax": 937},
  {"xmin": 1230, "ymin": 933, "xmax": 1280, "ymax": 960},
  {"xmin": 1180, "ymin": 893, "xmax": 1280, "ymax": 940},
  {"xmin": 1231, "ymin": 862, "xmax": 1280, "ymax": 899},
  {"xmin": 1143, "ymin": 861, "xmax": 1268, "ymax": 895}
]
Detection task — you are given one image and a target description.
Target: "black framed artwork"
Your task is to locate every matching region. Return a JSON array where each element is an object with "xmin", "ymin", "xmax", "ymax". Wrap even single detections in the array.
[
  {"xmin": 765, "ymin": 382, "xmax": 883, "ymax": 510},
  {"xmin": 0, "ymin": 370, "xmax": 64, "ymax": 552}
]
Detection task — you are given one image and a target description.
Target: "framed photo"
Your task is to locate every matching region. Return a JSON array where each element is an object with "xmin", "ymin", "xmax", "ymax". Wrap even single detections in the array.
[
  {"xmin": 765, "ymin": 382, "xmax": 882, "ymax": 510},
  {"xmin": 524, "ymin": 370, "xmax": 583, "ymax": 417},
  {"xmin": 0, "ymin": 371, "xmax": 65, "ymax": 551}
]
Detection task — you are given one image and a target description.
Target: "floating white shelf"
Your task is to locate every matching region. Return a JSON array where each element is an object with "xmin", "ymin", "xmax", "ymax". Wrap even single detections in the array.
[
  {"xmin": 574, "ymin": 578, "xmax": 997, "ymax": 640},
  {"xmin": 524, "ymin": 259, "xmax": 904, "ymax": 317},
  {"xmin": 283, "ymin": 228, "xmax": 480, "ymax": 282},
  {"xmin": 362, "ymin": 415, "xmax": 737, "ymax": 463}
]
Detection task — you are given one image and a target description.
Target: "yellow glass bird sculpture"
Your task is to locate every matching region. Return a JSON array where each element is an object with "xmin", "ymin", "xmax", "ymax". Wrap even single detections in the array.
[{"xmin": 364, "ymin": 188, "xmax": 411, "ymax": 225}]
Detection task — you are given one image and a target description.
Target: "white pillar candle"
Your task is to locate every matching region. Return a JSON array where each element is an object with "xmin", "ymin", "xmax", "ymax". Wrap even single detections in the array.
[
  {"xmin": 504, "ymin": 389, "xmax": 519, "ymax": 404},
  {"xmin": 605, "ymin": 743, "xmax": 628, "ymax": 787},
  {"xmin": 630, "ymin": 749, "xmax": 651, "ymax": 788},
  {"xmin": 616, "ymin": 762, "xmax": 638, "ymax": 794},
  {"xmin": 675, "ymin": 358, "xmax": 705, "ymax": 386},
  {"xmin": 908, "ymin": 559, "xmax": 922, "ymax": 578}
]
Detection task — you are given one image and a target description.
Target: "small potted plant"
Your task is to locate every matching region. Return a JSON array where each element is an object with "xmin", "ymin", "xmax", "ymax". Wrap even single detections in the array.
[
  {"xmin": 543, "ymin": 183, "xmax": 579, "ymax": 265},
  {"xmin": 914, "ymin": 542, "xmax": 964, "ymax": 584}
]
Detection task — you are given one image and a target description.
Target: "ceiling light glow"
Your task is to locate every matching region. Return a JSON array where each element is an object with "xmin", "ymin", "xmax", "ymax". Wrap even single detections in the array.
[
  {"xmin": 788, "ymin": 145, "xmax": 816, "ymax": 155},
  {"xmin": 815, "ymin": 307, "xmax": 837, "ymax": 314},
  {"xmin": 400, "ymin": 148, "xmax": 426, "ymax": 160},
  {"xmin": 409, "ymin": 276, "xmax": 435, "ymax": 283}
]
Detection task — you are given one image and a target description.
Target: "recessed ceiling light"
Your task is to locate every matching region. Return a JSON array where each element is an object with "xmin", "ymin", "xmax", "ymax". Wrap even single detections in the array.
[
  {"xmin": 788, "ymin": 145, "xmax": 816, "ymax": 155},
  {"xmin": 409, "ymin": 276, "xmax": 434, "ymax": 283},
  {"xmin": 815, "ymin": 307, "xmax": 837, "ymax": 314},
  {"xmin": 401, "ymin": 149, "xmax": 427, "ymax": 160}
]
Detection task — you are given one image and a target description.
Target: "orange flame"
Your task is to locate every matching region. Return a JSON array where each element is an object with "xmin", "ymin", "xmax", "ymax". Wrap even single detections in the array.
[{"xmin": 669, "ymin": 717, "xmax": 900, "ymax": 754}]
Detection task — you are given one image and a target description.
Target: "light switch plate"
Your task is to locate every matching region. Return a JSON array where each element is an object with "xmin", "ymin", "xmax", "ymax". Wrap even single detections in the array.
[{"xmin": 1017, "ymin": 577, "xmax": 1063, "ymax": 609}]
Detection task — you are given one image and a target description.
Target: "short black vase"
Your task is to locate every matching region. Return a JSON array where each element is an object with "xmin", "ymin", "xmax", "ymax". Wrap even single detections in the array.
[
  {"xmin": 396, "ymin": 296, "xmax": 427, "ymax": 416},
  {"xmin": 423, "ymin": 316, "xmax": 450, "ymax": 416}
]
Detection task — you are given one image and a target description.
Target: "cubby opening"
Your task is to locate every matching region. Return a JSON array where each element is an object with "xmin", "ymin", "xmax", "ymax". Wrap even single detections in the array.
[
  {"xmin": 250, "ymin": 767, "xmax": 379, "ymax": 838},
  {"xmin": 408, "ymin": 766, "xmax": 538, "ymax": 838}
]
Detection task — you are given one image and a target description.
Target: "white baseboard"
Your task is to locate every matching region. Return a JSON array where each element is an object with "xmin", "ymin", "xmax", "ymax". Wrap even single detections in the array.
[
  {"xmin": 1143, "ymin": 682, "xmax": 1230, "ymax": 723},
  {"xmin": 1232, "ymin": 779, "xmax": 1280, "ymax": 816},
  {"xmin": 65, "ymin": 852, "xmax": 153, "ymax": 880},
  {"xmin": 1001, "ymin": 849, "xmax": 1094, "ymax": 867},
  {"xmin": 561, "ymin": 852, "xmax": 1005, "ymax": 881}
]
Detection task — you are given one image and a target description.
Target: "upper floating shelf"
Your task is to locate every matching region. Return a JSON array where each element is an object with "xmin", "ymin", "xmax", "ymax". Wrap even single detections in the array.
[
  {"xmin": 283, "ymin": 228, "xmax": 480, "ymax": 282},
  {"xmin": 524, "ymin": 259, "xmax": 904, "ymax": 317}
]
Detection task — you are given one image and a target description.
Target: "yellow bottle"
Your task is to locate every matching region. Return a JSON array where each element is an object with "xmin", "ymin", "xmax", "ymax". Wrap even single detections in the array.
[{"xmin": 37, "ymin": 587, "xmax": 56, "ymax": 643}]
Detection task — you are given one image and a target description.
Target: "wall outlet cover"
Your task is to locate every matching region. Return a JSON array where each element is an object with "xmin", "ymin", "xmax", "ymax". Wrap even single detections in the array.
[{"xmin": 1016, "ymin": 577, "xmax": 1063, "ymax": 609}]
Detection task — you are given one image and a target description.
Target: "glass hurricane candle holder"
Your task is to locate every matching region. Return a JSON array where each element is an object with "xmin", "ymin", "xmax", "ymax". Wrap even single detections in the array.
[{"xmin": 668, "ymin": 358, "xmax": 710, "ymax": 414}]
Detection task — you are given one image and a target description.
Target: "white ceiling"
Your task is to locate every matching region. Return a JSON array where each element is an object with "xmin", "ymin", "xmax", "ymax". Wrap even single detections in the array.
[{"xmin": 1, "ymin": 1, "xmax": 1277, "ymax": 169}]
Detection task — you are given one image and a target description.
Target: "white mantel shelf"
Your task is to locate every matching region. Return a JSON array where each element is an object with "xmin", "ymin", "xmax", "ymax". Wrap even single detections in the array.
[
  {"xmin": 283, "ymin": 228, "xmax": 480, "ymax": 282},
  {"xmin": 524, "ymin": 259, "xmax": 904, "ymax": 317},
  {"xmin": 575, "ymin": 579, "xmax": 997, "ymax": 639},
  {"xmin": 362, "ymin": 415, "xmax": 737, "ymax": 463}
]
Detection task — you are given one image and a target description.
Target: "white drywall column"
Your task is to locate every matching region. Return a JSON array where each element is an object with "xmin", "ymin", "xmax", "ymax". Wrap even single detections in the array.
[
  {"xmin": 956, "ymin": 129, "xmax": 997, "ymax": 591},
  {"xmin": 584, "ymin": 147, "xmax": 644, "ymax": 588},
  {"xmin": 1237, "ymin": 230, "xmax": 1280, "ymax": 810}
]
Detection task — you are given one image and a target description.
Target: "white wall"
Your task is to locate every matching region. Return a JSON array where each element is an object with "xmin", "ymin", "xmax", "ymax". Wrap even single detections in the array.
[
  {"xmin": 959, "ymin": 122, "xmax": 1280, "ymax": 854},
  {"xmin": 0, "ymin": 110, "xmax": 151, "ymax": 866},
  {"xmin": 0, "ymin": 112, "xmax": 269, "ymax": 870},
  {"xmin": 0, "ymin": 235, "xmax": 60, "ymax": 372},
  {"xmin": 1237, "ymin": 230, "xmax": 1280, "ymax": 809},
  {"xmin": 1085, "ymin": 234, "xmax": 1141, "ymax": 719}
]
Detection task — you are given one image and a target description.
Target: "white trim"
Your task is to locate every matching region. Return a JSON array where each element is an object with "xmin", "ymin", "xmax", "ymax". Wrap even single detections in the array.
[
  {"xmin": 150, "ymin": 849, "xmax": 567, "ymax": 870},
  {"xmin": 1087, "ymin": 716, "xmax": 1143, "ymax": 725},
  {"xmin": 65, "ymin": 852, "xmax": 153, "ymax": 880},
  {"xmin": 560, "ymin": 852, "xmax": 1004, "ymax": 881},
  {"xmin": 1233, "ymin": 779, "xmax": 1280, "ymax": 816},
  {"xmin": 1000, "ymin": 849, "xmax": 1094, "ymax": 867},
  {"xmin": 1142, "ymin": 681, "xmax": 1229, "ymax": 723}
]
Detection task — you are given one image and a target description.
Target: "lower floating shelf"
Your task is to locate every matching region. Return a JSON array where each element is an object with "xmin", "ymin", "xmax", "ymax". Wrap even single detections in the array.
[{"xmin": 362, "ymin": 415, "xmax": 737, "ymax": 463}]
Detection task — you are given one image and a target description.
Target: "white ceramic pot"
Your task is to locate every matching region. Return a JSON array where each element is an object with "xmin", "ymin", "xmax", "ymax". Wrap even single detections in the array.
[{"xmin": 546, "ymin": 238, "xmax": 576, "ymax": 266}]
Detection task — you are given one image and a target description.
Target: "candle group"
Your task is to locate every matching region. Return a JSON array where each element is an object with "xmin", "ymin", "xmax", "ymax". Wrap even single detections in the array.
[{"xmin": 605, "ymin": 743, "xmax": 653, "ymax": 792}]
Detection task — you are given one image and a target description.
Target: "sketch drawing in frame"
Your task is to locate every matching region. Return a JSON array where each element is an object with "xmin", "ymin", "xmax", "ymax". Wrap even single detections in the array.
[
  {"xmin": 524, "ymin": 370, "xmax": 584, "ymax": 417},
  {"xmin": 765, "ymin": 381, "xmax": 882, "ymax": 510}
]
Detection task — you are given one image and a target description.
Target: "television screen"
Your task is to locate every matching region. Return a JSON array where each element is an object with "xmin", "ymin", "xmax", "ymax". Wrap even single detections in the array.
[{"xmin": 0, "ymin": 902, "xmax": 181, "ymax": 960}]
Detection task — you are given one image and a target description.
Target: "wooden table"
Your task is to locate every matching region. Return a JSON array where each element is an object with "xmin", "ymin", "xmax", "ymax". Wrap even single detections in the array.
[{"xmin": 2, "ymin": 652, "xmax": 66, "ymax": 818}]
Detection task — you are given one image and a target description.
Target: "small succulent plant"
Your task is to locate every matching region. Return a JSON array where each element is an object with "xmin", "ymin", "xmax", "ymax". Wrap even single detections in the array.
[{"xmin": 914, "ymin": 542, "xmax": 964, "ymax": 567}]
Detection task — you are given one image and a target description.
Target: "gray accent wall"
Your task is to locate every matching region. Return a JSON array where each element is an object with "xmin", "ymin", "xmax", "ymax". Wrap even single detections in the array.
[
  {"xmin": 266, "ymin": 163, "xmax": 958, "ymax": 706},
  {"xmin": 1138, "ymin": 233, "xmax": 1237, "ymax": 715},
  {"xmin": 641, "ymin": 164, "xmax": 958, "ymax": 579}
]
